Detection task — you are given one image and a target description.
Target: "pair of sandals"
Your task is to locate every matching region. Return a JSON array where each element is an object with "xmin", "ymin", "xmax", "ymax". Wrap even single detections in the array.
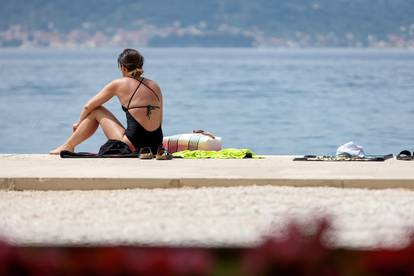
[
  {"xmin": 397, "ymin": 150, "xmax": 414, "ymax": 161},
  {"xmin": 138, "ymin": 147, "xmax": 173, "ymax": 160}
]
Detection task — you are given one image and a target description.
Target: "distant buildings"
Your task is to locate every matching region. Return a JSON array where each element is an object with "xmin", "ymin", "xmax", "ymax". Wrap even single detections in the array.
[{"xmin": 1, "ymin": 23, "xmax": 414, "ymax": 48}]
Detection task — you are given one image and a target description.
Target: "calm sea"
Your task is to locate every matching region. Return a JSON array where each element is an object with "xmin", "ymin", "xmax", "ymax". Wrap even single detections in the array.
[{"xmin": 0, "ymin": 48, "xmax": 413, "ymax": 155}]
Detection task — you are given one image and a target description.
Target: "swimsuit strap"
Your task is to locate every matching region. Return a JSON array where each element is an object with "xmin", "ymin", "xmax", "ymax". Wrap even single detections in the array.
[
  {"xmin": 140, "ymin": 80, "xmax": 161, "ymax": 102},
  {"xmin": 126, "ymin": 77, "xmax": 144, "ymax": 109},
  {"xmin": 128, "ymin": 105, "xmax": 160, "ymax": 119}
]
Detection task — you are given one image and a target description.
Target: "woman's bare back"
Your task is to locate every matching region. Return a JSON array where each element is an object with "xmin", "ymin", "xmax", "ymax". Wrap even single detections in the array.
[{"xmin": 116, "ymin": 77, "xmax": 163, "ymax": 131}]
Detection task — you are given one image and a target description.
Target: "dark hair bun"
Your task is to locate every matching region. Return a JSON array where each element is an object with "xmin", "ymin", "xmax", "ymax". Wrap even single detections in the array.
[{"xmin": 117, "ymin": 49, "xmax": 144, "ymax": 73}]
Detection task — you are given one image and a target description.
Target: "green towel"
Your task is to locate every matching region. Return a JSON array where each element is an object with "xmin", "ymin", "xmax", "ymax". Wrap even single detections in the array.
[{"xmin": 172, "ymin": 148, "xmax": 258, "ymax": 159}]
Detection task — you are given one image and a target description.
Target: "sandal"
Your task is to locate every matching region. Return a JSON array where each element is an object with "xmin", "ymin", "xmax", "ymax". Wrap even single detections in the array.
[
  {"xmin": 397, "ymin": 150, "xmax": 413, "ymax": 161},
  {"xmin": 156, "ymin": 147, "xmax": 173, "ymax": 160},
  {"xmin": 139, "ymin": 147, "xmax": 153, "ymax": 159}
]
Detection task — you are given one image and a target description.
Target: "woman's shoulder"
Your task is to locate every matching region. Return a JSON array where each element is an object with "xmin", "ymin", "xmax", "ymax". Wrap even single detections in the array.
[
  {"xmin": 109, "ymin": 77, "xmax": 137, "ymax": 90},
  {"xmin": 142, "ymin": 78, "xmax": 161, "ymax": 92},
  {"xmin": 112, "ymin": 77, "xmax": 159, "ymax": 87},
  {"xmin": 111, "ymin": 77, "xmax": 161, "ymax": 95},
  {"xmin": 105, "ymin": 77, "xmax": 127, "ymax": 89}
]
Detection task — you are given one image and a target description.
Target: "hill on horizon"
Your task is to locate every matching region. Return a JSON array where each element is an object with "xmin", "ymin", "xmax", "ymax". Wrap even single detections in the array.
[{"xmin": 1, "ymin": 0, "xmax": 414, "ymax": 47}]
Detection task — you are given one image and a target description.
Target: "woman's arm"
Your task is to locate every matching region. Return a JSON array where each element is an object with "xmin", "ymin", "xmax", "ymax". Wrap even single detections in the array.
[
  {"xmin": 79, "ymin": 81, "xmax": 119, "ymax": 120},
  {"xmin": 73, "ymin": 80, "xmax": 119, "ymax": 131}
]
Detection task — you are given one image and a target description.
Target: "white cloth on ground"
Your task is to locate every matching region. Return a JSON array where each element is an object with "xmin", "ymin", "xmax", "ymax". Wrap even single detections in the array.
[{"xmin": 336, "ymin": 141, "xmax": 365, "ymax": 158}]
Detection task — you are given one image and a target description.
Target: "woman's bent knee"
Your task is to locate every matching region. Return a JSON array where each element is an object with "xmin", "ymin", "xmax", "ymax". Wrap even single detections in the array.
[{"xmin": 90, "ymin": 106, "xmax": 108, "ymax": 118}]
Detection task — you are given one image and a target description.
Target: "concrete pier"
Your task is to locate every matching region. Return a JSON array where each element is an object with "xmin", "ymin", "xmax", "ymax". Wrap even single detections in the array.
[{"xmin": 1, "ymin": 154, "xmax": 413, "ymax": 190}]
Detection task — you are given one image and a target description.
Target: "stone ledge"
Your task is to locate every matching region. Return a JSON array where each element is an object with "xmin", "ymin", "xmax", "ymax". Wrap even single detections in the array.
[{"xmin": 1, "ymin": 154, "xmax": 413, "ymax": 190}]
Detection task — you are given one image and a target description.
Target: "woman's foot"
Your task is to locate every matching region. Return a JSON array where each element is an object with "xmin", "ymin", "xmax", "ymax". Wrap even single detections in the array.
[{"xmin": 49, "ymin": 143, "xmax": 74, "ymax": 155}]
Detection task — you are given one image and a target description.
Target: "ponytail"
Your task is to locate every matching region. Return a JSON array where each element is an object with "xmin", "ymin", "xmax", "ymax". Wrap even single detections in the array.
[{"xmin": 127, "ymin": 68, "xmax": 144, "ymax": 78}]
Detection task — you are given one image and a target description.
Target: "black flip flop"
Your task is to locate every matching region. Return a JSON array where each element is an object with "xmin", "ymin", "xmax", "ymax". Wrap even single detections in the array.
[{"xmin": 396, "ymin": 150, "xmax": 413, "ymax": 161}]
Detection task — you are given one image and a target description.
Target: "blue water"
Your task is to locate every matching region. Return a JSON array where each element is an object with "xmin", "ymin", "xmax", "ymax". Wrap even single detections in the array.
[{"xmin": 0, "ymin": 48, "xmax": 413, "ymax": 155}]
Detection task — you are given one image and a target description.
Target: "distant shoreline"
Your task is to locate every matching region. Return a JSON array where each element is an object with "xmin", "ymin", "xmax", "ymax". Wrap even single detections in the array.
[{"xmin": 1, "ymin": 46, "xmax": 414, "ymax": 50}]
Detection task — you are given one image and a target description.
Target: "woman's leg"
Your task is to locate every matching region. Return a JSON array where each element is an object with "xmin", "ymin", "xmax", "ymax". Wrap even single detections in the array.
[{"xmin": 50, "ymin": 106, "xmax": 131, "ymax": 154}]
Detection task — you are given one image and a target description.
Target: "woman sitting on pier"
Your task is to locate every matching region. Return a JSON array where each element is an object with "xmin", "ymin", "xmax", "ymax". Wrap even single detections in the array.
[{"xmin": 50, "ymin": 48, "xmax": 163, "ymax": 156}]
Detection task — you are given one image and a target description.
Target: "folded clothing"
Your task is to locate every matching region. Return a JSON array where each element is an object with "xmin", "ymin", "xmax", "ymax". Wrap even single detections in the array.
[
  {"xmin": 99, "ymin": 139, "xmax": 133, "ymax": 155},
  {"xmin": 60, "ymin": 151, "xmax": 139, "ymax": 158},
  {"xmin": 60, "ymin": 139, "xmax": 138, "ymax": 158},
  {"xmin": 293, "ymin": 154, "xmax": 393, "ymax": 162},
  {"xmin": 172, "ymin": 148, "xmax": 256, "ymax": 159}
]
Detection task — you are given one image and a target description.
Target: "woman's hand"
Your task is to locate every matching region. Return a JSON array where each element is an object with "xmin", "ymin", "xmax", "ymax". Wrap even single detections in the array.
[{"xmin": 72, "ymin": 122, "xmax": 80, "ymax": 132}]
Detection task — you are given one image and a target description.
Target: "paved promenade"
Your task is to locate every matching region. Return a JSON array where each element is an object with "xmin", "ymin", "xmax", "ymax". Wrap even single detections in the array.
[
  {"xmin": 0, "ymin": 154, "xmax": 413, "ymax": 190},
  {"xmin": 1, "ymin": 155, "xmax": 414, "ymax": 248}
]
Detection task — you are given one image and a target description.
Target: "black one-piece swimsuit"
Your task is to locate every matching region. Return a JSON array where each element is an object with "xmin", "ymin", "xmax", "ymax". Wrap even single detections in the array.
[{"xmin": 121, "ymin": 77, "xmax": 163, "ymax": 154}]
